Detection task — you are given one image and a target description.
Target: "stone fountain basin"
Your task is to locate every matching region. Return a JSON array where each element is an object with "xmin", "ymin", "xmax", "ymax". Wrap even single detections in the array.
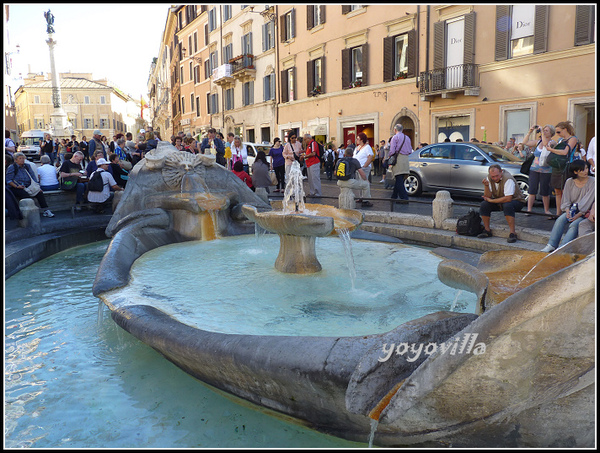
[
  {"xmin": 145, "ymin": 192, "xmax": 230, "ymax": 213},
  {"xmin": 241, "ymin": 203, "xmax": 363, "ymax": 237}
]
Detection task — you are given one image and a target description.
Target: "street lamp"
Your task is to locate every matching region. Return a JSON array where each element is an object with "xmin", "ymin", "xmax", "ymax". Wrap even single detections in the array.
[{"xmin": 249, "ymin": 5, "xmax": 276, "ymax": 21}]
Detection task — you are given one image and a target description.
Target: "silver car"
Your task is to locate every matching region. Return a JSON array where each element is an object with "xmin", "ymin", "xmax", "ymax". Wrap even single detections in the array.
[{"xmin": 405, "ymin": 143, "xmax": 529, "ymax": 197}]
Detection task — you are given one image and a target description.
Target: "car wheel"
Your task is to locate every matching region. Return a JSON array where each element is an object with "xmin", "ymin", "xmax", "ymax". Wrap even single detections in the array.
[
  {"xmin": 404, "ymin": 173, "xmax": 422, "ymax": 196},
  {"xmin": 516, "ymin": 178, "xmax": 529, "ymax": 197}
]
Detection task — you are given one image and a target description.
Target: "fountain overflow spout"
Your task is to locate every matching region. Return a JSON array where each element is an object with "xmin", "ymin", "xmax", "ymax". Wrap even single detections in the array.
[{"xmin": 367, "ymin": 380, "xmax": 405, "ymax": 421}]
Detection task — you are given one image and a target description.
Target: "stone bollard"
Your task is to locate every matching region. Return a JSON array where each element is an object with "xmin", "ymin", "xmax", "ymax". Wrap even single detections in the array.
[
  {"xmin": 18, "ymin": 198, "xmax": 42, "ymax": 233},
  {"xmin": 255, "ymin": 187, "xmax": 270, "ymax": 204},
  {"xmin": 337, "ymin": 181, "xmax": 356, "ymax": 210},
  {"xmin": 432, "ymin": 190, "xmax": 453, "ymax": 229}
]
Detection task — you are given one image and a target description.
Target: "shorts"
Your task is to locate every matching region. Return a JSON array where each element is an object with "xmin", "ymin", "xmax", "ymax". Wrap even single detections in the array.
[
  {"xmin": 528, "ymin": 171, "xmax": 551, "ymax": 196},
  {"xmin": 551, "ymin": 171, "xmax": 565, "ymax": 190}
]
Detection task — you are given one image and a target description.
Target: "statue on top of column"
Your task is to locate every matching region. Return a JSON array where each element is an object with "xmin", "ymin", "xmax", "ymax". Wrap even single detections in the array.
[{"xmin": 44, "ymin": 10, "xmax": 55, "ymax": 34}]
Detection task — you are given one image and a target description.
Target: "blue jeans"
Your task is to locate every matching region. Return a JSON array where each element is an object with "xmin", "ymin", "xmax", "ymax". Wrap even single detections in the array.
[
  {"xmin": 75, "ymin": 182, "xmax": 86, "ymax": 204},
  {"xmin": 548, "ymin": 213, "xmax": 586, "ymax": 248}
]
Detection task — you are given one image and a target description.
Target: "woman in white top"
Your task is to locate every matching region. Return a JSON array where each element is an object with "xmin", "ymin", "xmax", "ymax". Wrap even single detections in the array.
[
  {"xmin": 352, "ymin": 132, "xmax": 374, "ymax": 206},
  {"xmin": 522, "ymin": 124, "xmax": 556, "ymax": 216},
  {"xmin": 230, "ymin": 136, "xmax": 249, "ymax": 173},
  {"xmin": 37, "ymin": 154, "xmax": 60, "ymax": 191}
]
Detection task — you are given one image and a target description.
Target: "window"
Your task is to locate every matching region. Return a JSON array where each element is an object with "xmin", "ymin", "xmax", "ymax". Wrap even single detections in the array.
[
  {"xmin": 194, "ymin": 65, "xmax": 201, "ymax": 84},
  {"xmin": 181, "ymin": 96, "xmax": 185, "ymax": 115},
  {"xmin": 307, "ymin": 57, "xmax": 325, "ymax": 95},
  {"xmin": 84, "ymin": 118, "xmax": 93, "ymax": 129},
  {"xmin": 208, "ymin": 8, "xmax": 217, "ymax": 32},
  {"xmin": 180, "ymin": 66, "xmax": 184, "ymax": 83},
  {"xmin": 34, "ymin": 118, "xmax": 44, "ymax": 129},
  {"xmin": 394, "ymin": 34, "xmax": 409, "ymax": 76},
  {"xmin": 243, "ymin": 81, "xmax": 254, "ymax": 106},
  {"xmin": 263, "ymin": 74, "xmax": 276, "ymax": 101},
  {"xmin": 224, "ymin": 5, "xmax": 232, "ymax": 21},
  {"xmin": 420, "ymin": 145, "xmax": 452, "ymax": 159},
  {"xmin": 191, "ymin": 94, "xmax": 195, "ymax": 115},
  {"xmin": 204, "ymin": 59, "xmax": 210, "ymax": 79},
  {"xmin": 505, "ymin": 109, "xmax": 531, "ymax": 144},
  {"xmin": 352, "ymin": 47, "xmax": 362, "ymax": 84},
  {"xmin": 280, "ymin": 9, "xmax": 295, "ymax": 42},
  {"xmin": 196, "ymin": 97, "xmax": 200, "ymax": 117},
  {"xmin": 242, "ymin": 32, "xmax": 253, "ymax": 55},
  {"xmin": 209, "ymin": 50, "xmax": 218, "ymax": 72},
  {"xmin": 262, "ymin": 21, "xmax": 275, "ymax": 51},
  {"xmin": 280, "ymin": 67, "xmax": 295, "ymax": 102},
  {"xmin": 495, "ymin": 5, "xmax": 548, "ymax": 61},
  {"xmin": 100, "ymin": 118, "xmax": 109, "ymax": 128},
  {"xmin": 84, "ymin": 96, "xmax": 90, "ymax": 104},
  {"xmin": 384, "ymin": 31, "xmax": 416, "ymax": 82},
  {"xmin": 34, "ymin": 95, "xmax": 41, "ymax": 104},
  {"xmin": 193, "ymin": 32, "xmax": 198, "ymax": 53},
  {"xmin": 189, "ymin": 62, "xmax": 193, "ymax": 81},
  {"xmin": 307, "ymin": 5, "xmax": 325, "ymax": 29},
  {"xmin": 207, "ymin": 93, "xmax": 218, "ymax": 114},
  {"xmin": 224, "ymin": 43, "xmax": 233, "ymax": 63},
  {"xmin": 225, "ymin": 88, "xmax": 234, "ymax": 110},
  {"xmin": 510, "ymin": 5, "xmax": 535, "ymax": 57},
  {"xmin": 575, "ymin": 5, "xmax": 595, "ymax": 46}
]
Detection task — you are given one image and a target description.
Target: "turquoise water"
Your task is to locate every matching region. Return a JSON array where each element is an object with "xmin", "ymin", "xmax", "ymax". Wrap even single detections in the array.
[
  {"xmin": 4, "ymin": 241, "xmax": 364, "ymax": 448},
  {"xmin": 106, "ymin": 235, "xmax": 476, "ymax": 336}
]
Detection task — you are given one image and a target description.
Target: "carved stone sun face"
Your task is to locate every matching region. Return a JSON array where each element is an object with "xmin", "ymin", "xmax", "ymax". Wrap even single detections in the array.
[{"xmin": 162, "ymin": 152, "xmax": 207, "ymax": 189}]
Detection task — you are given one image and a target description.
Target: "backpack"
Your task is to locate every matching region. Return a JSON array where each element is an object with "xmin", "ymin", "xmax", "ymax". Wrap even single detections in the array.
[
  {"xmin": 335, "ymin": 158, "xmax": 353, "ymax": 181},
  {"xmin": 314, "ymin": 141, "xmax": 325, "ymax": 164},
  {"xmin": 88, "ymin": 170, "xmax": 106, "ymax": 192},
  {"xmin": 326, "ymin": 150, "xmax": 334, "ymax": 164},
  {"xmin": 456, "ymin": 209, "xmax": 484, "ymax": 236}
]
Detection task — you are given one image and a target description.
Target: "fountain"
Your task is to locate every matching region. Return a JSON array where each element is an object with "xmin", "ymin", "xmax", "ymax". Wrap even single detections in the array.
[
  {"xmin": 241, "ymin": 161, "xmax": 363, "ymax": 273},
  {"xmin": 91, "ymin": 141, "xmax": 595, "ymax": 447}
]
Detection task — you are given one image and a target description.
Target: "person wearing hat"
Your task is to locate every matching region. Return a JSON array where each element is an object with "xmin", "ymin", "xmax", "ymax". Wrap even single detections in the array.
[
  {"xmin": 88, "ymin": 129, "xmax": 107, "ymax": 160},
  {"xmin": 87, "ymin": 157, "xmax": 124, "ymax": 214},
  {"xmin": 59, "ymin": 151, "xmax": 87, "ymax": 210}
]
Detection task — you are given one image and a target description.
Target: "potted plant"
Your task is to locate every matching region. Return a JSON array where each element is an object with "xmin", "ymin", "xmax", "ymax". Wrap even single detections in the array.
[{"xmin": 395, "ymin": 71, "xmax": 408, "ymax": 80}]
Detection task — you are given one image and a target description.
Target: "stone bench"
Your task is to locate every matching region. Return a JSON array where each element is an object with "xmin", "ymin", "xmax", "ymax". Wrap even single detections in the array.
[{"xmin": 43, "ymin": 190, "xmax": 78, "ymax": 211}]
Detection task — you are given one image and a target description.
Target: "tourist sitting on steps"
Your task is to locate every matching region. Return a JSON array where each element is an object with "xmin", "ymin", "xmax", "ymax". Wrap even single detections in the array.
[
  {"xmin": 477, "ymin": 164, "xmax": 526, "ymax": 243},
  {"xmin": 541, "ymin": 160, "xmax": 595, "ymax": 252},
  {"xmin": 87, "ymin": 158, "xmax": 124, "ymax": 214},
  {"xmin": 6, "ymin": 152, "xmax": 55, "ymax": 217}
]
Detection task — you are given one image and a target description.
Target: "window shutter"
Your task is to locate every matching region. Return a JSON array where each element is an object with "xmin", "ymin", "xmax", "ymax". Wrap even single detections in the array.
[
  {"xmin": 291, "ymin": 68, "xmax": 296, "ymax": 101},
  {"xmin": 383, "ymin": 36, "xmax": 394, "ymax": 82},
  {"xmin": 307, "ymin": 5, "xmax": 314, "ymax": 30},
  {"xmin": 262, "ymin": 23, "xmax": 267, "ymax": 52},
  {"xmin": 280, "ymin": 14, "xmax": 286, "ymax": 42},
  {"xmin": 250, "ymin": 81, "xmax": 254, "ymax": 105},
  {"xmin": 271, "ymin": 74, "xmax": 276, "ymax": 101},
  {"xmin": 533, "ymin": 5, "xmax": 548, "ymax": 54},
  {"xmin": 433, "ymin": 21, "xmax": 445, "ymax": 69},
  {"xmin": 575, "ymin": 5, "xmax": 595, "ymax": 46},
  {"xmin": 281, "ymin": 69, "xmax": 289, "ymax": 102},
  {"xmin": 320, "ymin": 57, "xmax": 326, "ymax": 93},
  {"xmin": 321, "ymin": 5, "xmax": 326, "ymax": 24},
  {"xmin": 342, "ymin": 5, "xmax": 350, "ymax": 15},
  {"xmin": 495, "ymin": 5, "xmax": 509, "ymax": 61},
  {"xmin": 248, "ymin": 32, "xmax": 253, "ymax": 55},
  {"xmin": 307, "ymin": 60, "xmax": 314, "ymax": 95},
  {"xmin": 463, "ymin": 12, "xmax": 475, "ymax": 64},
  {"xmin": 264, "ymin": 76, "xmax": 269, "ymax": 102},
  {"xmin": 361, "ymin": 43, "xmax": 369, "ymax": 86},
  {"xmin": 341, "ymin": 48, "xmax": 350, "ymax": 89},
  {"xmin": 407, "ymin": 29, "xmax": 417, "ymax": 78},
  {"xmin": 204, "ymin": 24, "xmax": 209, "ymax": 46},
  {"xmin": 291, "ymin": 8, "xmax": 296, "ymax": 38}
]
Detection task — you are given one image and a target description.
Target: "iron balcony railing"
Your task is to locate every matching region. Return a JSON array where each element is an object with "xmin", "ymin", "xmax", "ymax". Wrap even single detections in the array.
[
  {"xmin": 229, "ymin": 54, "xmax": 255, "ymax": 73},
  {"xmin": 419, "ymin": 63, "xmax": 480, "ymax": 94}
]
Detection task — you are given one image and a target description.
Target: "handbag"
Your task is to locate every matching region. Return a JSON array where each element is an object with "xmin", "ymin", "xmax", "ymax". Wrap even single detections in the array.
[
  {"xmin": 547, "ymin": 140, "xmax": 571, "ymax": 171},
  {"xmin": 520, "ymin": 153, "xmax": 535, "ymax": 175},
  {"xmin": 60, "ymin": 175, "xmax": 80, "ymax": 191},
  {"xmin": 25, "ymin": 179, "xmax": 41, "ymax": 197},
  {"xmin": 268, "ymin": 170, "xmax": 278, "ymax": 186},
  {"xmin": 387, "ymin": 135, "xmax": 407, "ymax": 167}
]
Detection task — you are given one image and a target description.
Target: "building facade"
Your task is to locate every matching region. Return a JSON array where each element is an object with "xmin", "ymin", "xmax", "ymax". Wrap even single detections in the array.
[
  {"xmin": 14, "ymin": 72, "xmax": 141, "ymax": 140},
  {"xmin": 148, "ymin": 4, "xmax": 595, "ymax": 149}
]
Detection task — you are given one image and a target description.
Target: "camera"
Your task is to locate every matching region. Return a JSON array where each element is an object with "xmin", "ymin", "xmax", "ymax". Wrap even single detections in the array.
[{"xmin": 534, "ymin": 125, "xmax": 541, "ymax": 133}]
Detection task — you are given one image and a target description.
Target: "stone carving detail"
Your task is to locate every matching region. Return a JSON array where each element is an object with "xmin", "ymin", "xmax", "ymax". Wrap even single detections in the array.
[{"xmin": 162, "ymin": 152, "xmax": 207, "ymax": 189}]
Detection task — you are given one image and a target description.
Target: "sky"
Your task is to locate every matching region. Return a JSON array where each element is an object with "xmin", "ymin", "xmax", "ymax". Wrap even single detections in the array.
[{"xmin": 5, "ymin": 3, "xmax": 171, "ymax": 100}]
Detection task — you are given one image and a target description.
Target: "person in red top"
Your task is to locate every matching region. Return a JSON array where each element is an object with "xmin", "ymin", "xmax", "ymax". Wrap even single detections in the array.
[
  {"xmin": 232, "ymin": 160, "xmax": 253, "ymax": 189},
  {"xmin": 302, "ymin": 133, "xmax": 322, "ymax": 197}
]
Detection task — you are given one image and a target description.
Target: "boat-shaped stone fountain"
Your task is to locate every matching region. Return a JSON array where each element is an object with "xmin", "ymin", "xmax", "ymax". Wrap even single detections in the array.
[{"xmin": 93, "ymin": 141, "xmax": 595, "ymax": 447}]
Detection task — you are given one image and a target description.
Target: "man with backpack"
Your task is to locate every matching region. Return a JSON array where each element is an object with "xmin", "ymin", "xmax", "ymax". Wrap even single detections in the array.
[
  {"xmin": 335, "ymin": 147, "xmax": 371, "ymax": 205},
  {"xmin": 87, "ymin": 158, "xmax": 124, "ymax": 214},
  {"xmin": 302, "ymin": 134, "xmax": 322, "ymax": 197},
  {"xmin": 324, "ymin": 144, "xmax": 336, "ymax": 181}
]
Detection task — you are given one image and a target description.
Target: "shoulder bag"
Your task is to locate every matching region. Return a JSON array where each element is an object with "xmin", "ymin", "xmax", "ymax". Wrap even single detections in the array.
[
  {"xmin": 23, "ymin": 168, "xmax": 41, "ymax": 196},
  {"xmin": 387, "ymin": 136, "xmax": 407, "ymax": 167},
  {"xmin": 520, "ymin": 153, "xmax": 535, "ymax": 175}
]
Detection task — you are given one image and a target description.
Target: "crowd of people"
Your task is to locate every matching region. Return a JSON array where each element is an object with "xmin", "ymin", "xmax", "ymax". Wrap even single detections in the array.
[{"xmin": 6, "ymin": 121, "xmax": 595, "ymax": 251}]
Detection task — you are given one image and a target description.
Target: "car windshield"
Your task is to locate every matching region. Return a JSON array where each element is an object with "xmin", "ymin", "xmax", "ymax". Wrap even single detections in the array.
[
  {"xmin": 478, "ymin": 144, "xmax": 522, "ymax": 162},
  {"xmin": 21, "ymin": 137, "xmax": 41, "ymax": 146}
]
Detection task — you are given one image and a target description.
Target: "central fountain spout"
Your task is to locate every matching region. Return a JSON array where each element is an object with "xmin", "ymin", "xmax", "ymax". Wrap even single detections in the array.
[{"xmin": 242, "ymin": 161, "xmax": 363, "ymax": 274}]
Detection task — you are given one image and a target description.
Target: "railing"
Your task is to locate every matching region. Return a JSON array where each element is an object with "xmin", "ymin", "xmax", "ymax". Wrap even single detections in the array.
[
  {"xmin": 229, "ymin": 54, "xmax": 255, "ymax": 73},
  {"xmin": 212, "ymin": 64, "xmax": 233, "ymax": 82},
  {"xmin": 419, "ymin": 63, "xmax": 479, "ymax": 94}
]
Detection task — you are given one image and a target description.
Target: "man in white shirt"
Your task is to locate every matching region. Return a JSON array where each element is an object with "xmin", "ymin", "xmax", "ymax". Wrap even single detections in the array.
[{"xmin": 87, "ymin": 158, "xmax": 124, "ymax": 213}]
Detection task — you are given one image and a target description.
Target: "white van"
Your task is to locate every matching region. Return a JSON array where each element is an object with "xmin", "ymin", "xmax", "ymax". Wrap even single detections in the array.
[{"xmin": 18, "ymin": 130, "xmax": 47, "ymax": 161}]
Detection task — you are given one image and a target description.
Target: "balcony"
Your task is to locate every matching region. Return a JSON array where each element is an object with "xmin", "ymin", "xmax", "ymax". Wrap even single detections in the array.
[
  {"xmin": 212, "ymin": 64, "xmax": 234, "ymax": 87},
  {"xmin": 230, "ymin": 54, "xmax": 256, "ymax": 83},
  {"xmin": 419, "ymin": 64, "xmax": 480, "ymax": 101}
]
